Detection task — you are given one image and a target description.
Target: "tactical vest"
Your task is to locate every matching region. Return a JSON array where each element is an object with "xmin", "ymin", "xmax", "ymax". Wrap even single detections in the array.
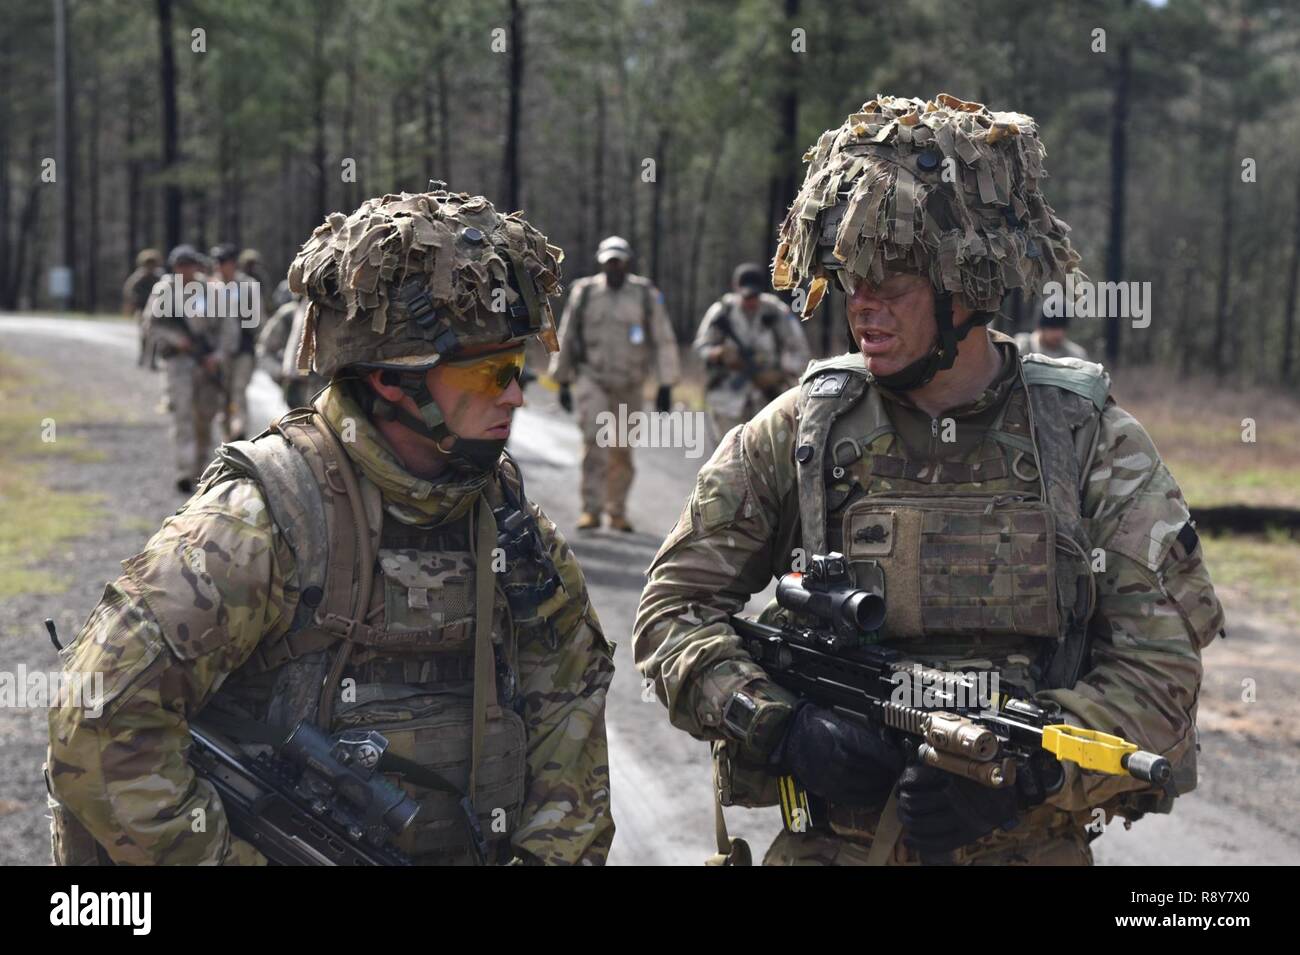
[
  {"xmin": 193, "ymin": 408, "xmax": 563, "ymax": 864},
  {"xmin": 794, "ymin": 351, "xmax": 1104, "ymax": 693},
  {"xmin": 711, "ymin": 349, "xmax": 1187, "ymax": 862}
]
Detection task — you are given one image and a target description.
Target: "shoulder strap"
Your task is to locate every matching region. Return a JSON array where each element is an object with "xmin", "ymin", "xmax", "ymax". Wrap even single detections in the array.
[
  {"xmin": 1018, "ymin": 359, "xmax": 1109, "ymax": 690},
  {"xmin": 794, "ymin": 365, "xmax": 870, "ymax": 556},
  {"xmin": 1020, "ymin": 353, "xmax": 1110, "ymax": 412},
  {"xmin": 208, "ymin": 411, "xmax": 368, "ymax": 687},
  {"xmin": 210, "ymin": 426, "xmax": 330, "ymax": 637}
]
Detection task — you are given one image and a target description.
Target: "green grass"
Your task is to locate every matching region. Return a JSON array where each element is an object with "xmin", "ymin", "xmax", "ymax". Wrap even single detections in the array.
[
  {"xmin": 1172, "ymin": 462, "xmax": 1300, "ymax": 510},
  {"xmin": 0, "ymin": 356, "xmax": 109, "ymax": 598},
  {"xmin": 1200, "ymin": 530, "xmax": 1300, "ymax": 617}
]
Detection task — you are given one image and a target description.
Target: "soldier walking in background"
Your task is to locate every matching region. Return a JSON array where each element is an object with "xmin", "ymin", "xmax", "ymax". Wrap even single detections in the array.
[
  {"xmin": 694, "ymin": 262, "xmax": 810, "ymax": 444},
  {"xmin": 1015, "ymin": 313, "xmax": 1090, "ymax": 361},
  {"xmin": 257, "ymin": 292, "xmax": 328, "ymax": 407},
  {"xmin": 210, "ymin": 243, "xmax": 262, "ymax": 440},
  {"xmin": 549, "ymin": 236, "xmax": 679, "ymax": 532},
  {"xmin": 123, "ymin": 248, "xmax": 164, "ymax": 367},
  {"xmin": 144, "ymin": 244, "xmax": 237, "ymax": 493}
]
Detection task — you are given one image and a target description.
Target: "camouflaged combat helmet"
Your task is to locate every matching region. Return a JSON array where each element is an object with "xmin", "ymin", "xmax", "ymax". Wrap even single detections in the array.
[
  {"xmin": 289, "ymin": 187, "xmax": 561, "ymax": 378},
  {"xmin": 288, "ymin": 187, "xmax": 563, "ymax": 473},
  {"xmin": 772, "ymin": 93, "xmax": 1082, "ymax": 390}
]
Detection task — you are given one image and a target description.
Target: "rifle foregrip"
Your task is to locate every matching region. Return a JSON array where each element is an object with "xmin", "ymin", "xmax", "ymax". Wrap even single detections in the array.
[{"xmin": 1122, "ymin": 750, "xmax": 1171, "ymax": 785}]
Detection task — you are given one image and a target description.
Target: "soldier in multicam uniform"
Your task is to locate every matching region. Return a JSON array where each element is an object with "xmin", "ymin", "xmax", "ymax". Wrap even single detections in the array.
[
  {"xmin": 237, "ymin": 248, "xmax": 264, "ymax": 287},
  {"xmin": 694, "ymin": 262, "xmax": 811, "ymax": 444},
  {"xmin": 144, "ymin": 244, "xmax": 238, "ymax": 494},
  {"xmin": 634, "ymin": 94, "xmax": 1224, "ymax": 866},
  {"xmin": 123, "ymin": 247, "xmax": 163, "ymax": 366},
  {"xmin": 47, "ymin": 188, "xmax": 616, "ymax": 865},
  {"xmin": 257, "ymin": 292, "xmax": 329, "ymax": 408},
  {"xmin": 210, "ymin": 243, "xmax": 263, "ymax": 441},
  {"xmin": 549, "ymin": 235, "xmax": 680, "ymax": 532},
  {"xmin": 1016, "ymin": 313, "xmax": 1089, "ymax": 361}
]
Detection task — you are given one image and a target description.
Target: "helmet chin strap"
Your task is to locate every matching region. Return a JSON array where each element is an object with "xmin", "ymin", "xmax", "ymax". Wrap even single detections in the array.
[
  {"xmin": 867, "ymin": 291, "xmax": 996, "ymax": 392},
  {"xmin": 372, "ymin": 373, "xmax": 506, "ymax": 475}
]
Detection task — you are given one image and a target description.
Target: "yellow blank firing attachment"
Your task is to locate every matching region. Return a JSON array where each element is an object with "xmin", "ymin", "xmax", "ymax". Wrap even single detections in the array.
[{"xmin": 1041, "ymin": 725, "xmax": 1171, "ymax": 784}]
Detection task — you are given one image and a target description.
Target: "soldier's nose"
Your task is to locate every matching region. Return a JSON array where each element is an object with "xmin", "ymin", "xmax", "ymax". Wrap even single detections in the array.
[{"xmin": 500, "ymin": 377, "xmax": 525, "ymax": 408}]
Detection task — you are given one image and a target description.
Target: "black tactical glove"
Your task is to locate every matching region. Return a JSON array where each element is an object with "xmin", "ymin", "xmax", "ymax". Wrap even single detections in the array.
[
  {"xmin": 770, "ymin": 703, "xmax": 904, "ymax": 809},
  {"xmin": 655, "ymin": 385, "xmax": 672, "ymax": 413},
  {"xmin": 558, "ymin": 383, "xmax": 573, "ymax": 413},
  {"xmin": 897, "ymin": 751, "xmax": 1061, "ymax": 858}
]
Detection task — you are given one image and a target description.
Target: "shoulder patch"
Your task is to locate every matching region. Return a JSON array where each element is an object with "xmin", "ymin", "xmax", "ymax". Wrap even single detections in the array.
[
  {"xmin": 809, "ymin": 372, "xmax": 848, "ymax": 397},
  {"xmin": 1021, "ymin": 353, "xmax": 1110, "ymax": 412}
]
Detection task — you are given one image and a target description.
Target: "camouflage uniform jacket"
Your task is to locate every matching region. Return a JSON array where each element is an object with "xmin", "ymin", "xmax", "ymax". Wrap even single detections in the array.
[
  {"xmin": 634, "ymin": 335, "xmax": 1223, "ymax": 848},
  {"xmin": 48, "ymin": 389, "xmax": 616, "ymax": 865},
  {"xmin": 693, "ymin": 293, "xmax": 811, "ymax": 404},
  {"xmin": 123, "ymin": 266, "xmax": 160, "ymax": 317},
  {"xmin": 143, "ymin": 273, "xmax": 239, "ymax": 360}
]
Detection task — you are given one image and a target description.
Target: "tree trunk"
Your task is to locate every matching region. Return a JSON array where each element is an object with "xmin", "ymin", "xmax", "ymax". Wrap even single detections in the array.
[
  {"xmin": 1210, "ymin": 114, "xmax": 1241, "ymax": 379},
  {"xmin": 86, "ymin": 52, "xmax": 101, "ymax": 311},
  {"xmin": 685, "ymin": 139, "xmax": 727, "ymax": 332},
  {"xmin": 156, "ymin": 0, "xmax": 181, "ymax": 250},
  {"xmin": 649, "ymin": 126, "xmax": 668, "ymax": 286},
  {"xmin": 391, "ymin": 92, "xmax": 403, "ymax": 189},
  {"xmin": 501, "ymin": 0, "xmax": 524, "ymax": 210},
  {"xmin": 311, "ymin": 7, "xmax": 328, "ymax": 224},
  {"xmin": 11, "ymin": 132, "xmax": 43, "ymax": 309},
  {"xmin": 0, "ymin": 28, "xmax": 11, "ymax": 308},
  {"xmin": 125, "ymin": 76, "xmax": 141, "ymax": 266},
  {"xmin": 766, "ymin": 0, "xmax": 801, "ymax": 267},
  {"xmin": 1104, "ymin": 0, "xmax": 1133, "ymax": 366},
  {"xmin": 422, "ymin": 73, "xmax": 435, "ymax": 182},
  {"xmin": 190, "ymin": 62, "xmax": 208, "ymax": 251},
  {"xmin": 1281, "ymin": 159, "xmax": 1300, "ymax": 382},
  {"xmin": 5, "ymin": 157, "xmax": 43, "ymax": 307},
  {"xmin": 437, "ymin": 47, "xmax": 452, "ymax": 186},
  {"xmin": 594, "ymin": 82, "xmax": 606, "ymax": 238},
  {"xmin": 54, "ymin": 0, "xmax": 78, "ymax": 308}
]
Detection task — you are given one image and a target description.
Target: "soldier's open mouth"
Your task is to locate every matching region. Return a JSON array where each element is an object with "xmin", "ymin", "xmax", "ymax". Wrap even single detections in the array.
[{"xmin": 859, "ymin": 330, "xmax": 896, "ymax": 355}]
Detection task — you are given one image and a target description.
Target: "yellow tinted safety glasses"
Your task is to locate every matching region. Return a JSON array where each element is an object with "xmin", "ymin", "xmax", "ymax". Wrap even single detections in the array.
[{"xmin": 439, "ymin": 347, "xmax": 526, "ymax": 397}]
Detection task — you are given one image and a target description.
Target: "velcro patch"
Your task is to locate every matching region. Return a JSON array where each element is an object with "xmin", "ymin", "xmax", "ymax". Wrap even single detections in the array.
[{"xmin": 809, "ymin": 372, "xmax": 848, "ymax": 397}]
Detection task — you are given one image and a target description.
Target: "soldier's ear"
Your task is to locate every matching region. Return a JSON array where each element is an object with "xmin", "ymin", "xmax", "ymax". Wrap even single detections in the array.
[{"xmin": 365, "ymin": 369, "xmax": 406, "ymax": 404}]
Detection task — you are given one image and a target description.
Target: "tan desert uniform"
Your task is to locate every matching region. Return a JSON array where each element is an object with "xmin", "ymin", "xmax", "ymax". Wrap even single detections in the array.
[
  {"xmin": 144, "ymin": 275, "xmax": 239, "ymax": 484},
  {"xmin": 694, "ymin": 291, "xmax": 810, "ymax": 439},
  {"xmin": 549, "ymin": 273, "xmax": 680, "ymax": 521},
  {"xmin": 1015, "ymin": 329, "xmax": 1089, "ymax": 361}
]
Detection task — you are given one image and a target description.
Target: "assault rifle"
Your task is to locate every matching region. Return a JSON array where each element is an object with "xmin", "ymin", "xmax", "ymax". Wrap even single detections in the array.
[
  {"xmin": 188, "ymin": 719, "xmax": 420, "ymax": 866},
  {"xmin": 710, "ymin": 312, "xmax": 786, "ymax": 400},
  {"xmin": 728, "ymin": 553, "xmax": 1172, "ymax": 822}
]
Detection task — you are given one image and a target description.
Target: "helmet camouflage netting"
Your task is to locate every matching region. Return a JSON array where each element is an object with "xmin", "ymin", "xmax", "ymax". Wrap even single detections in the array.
[
  {"xmin": 772, "ymin": 93, "xmax": 1084, "ymax": 319},
  {"xmin": 289, "ymin": 189, "xmax": 563, "ymax": 378}
]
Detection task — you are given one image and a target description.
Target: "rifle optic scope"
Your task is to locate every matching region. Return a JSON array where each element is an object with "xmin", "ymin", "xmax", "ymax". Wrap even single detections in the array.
[{"xmin": 776, "ymin": 552, "xmax": 885, "ymax": 638}]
